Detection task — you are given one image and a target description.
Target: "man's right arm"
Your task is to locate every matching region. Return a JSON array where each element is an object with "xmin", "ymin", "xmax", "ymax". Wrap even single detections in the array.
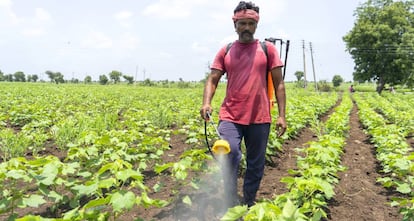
[{"xmin": 200, "ymin": 69, "xmax": 223, "ymax": 120}]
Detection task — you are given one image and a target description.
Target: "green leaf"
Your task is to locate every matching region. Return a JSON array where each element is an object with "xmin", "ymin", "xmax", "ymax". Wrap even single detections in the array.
[
  {"xmin": 282, "ymin": 199, "xmax": 297, "ymax": 219},
  {"xmin": 110, "ymin": 191, "xmax": 136, "ymax": 212},
  {"xmin": 48, "ymin": 191, "xmax": 63, "ymax": 203},
  {"xmin": 22, "ymin": 194, "xmax": 46, "ymax": 208},
  {"xmin": 153, "ymin": 182, "xmax": 163, "ymax": 193},
  {"xmin": 137, "ymin": 192, "xmax": 169, "ymax": 208},
  {"xmin": 6, "ymin": 170, "xmax": 30, "ymax": 181},
  {"xmin": 71, "ymin": 182, "xmax": 98, "ymax": 196},
  {"xmin": 396, "ymin": 183, "xmax": 411, "ymax": 194},
  {"xmin": 154, "ymin": 163, "xmax": 173, "ymax": 174},
  {"xmin": 220, "ymin": 205, "xmax": 248, "ymax": 221},
  {"xmin": 115, "ymin": 169, "xmax": 142, "ymax": 182},
  {"xmin": 39, "ymin": 162, "xmax": 59, "ymax": 186},
  {"xmin": 83, "ymin": 196, "xmax": 110, "ymax": 210},
  {"xmin": 182, "ymin": 195, "xmax": 192, "ymax": 206},
  {"xmin": 98, "ymin": 178, "xmax": 116, "ymax": 189}
]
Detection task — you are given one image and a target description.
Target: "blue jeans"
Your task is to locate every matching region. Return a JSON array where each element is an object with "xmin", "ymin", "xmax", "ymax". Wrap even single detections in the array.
[{"xmin": 218, "ymin": 120, "xmax": 270, "ymax": 207}]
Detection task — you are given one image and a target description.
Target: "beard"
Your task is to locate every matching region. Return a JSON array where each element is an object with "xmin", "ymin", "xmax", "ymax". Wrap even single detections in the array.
[{"xmin": 240, "ymin": 30, "xmax": 254, "ymax": 41}]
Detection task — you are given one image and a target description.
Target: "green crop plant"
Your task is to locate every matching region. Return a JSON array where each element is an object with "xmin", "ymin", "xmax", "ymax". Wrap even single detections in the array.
[{"xmin": 0, "ymin": 128, "xmax": 31, "ymax": 161}]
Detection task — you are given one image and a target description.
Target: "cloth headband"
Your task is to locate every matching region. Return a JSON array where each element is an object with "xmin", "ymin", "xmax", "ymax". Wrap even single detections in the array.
[{"xmin": 232, "ymin": 9, "xmax": 260, "ymax": 22}]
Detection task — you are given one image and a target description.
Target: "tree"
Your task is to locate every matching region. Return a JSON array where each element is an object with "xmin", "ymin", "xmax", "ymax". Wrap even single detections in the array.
[
  {"xmin": 46, "ymin": 70, "xmax": 65, "ymax": 84},
  {"xmin": 142, "ymin": 78, "xmax": 153, "ymax": 86},
  {"xmin": 28, "ymin": 74, "xmax": 39, "ymax": 82},
  {"xmin": 343, "ymin": 0, "xmax": 414, "ymax": 93},
  {"xmin": 5, "ymin": 74, "xmax": 13, "ymax": 81},
  {"xmin": 99, "ymin": 75, "xmax": 109, "ymax": 85},
  {"xmin": 123, "ymin": 75, "xmax": 134, "ymax": 84},
  {"xmin": 109, "ymin": 70, "xmax": 122, "ymax": 84},
  {"xmin": 405, "ymin": 73, "xmax": 414, "ymax": 88},
  {"xmin": 32, "ymin": 74, "xmax": 39, "ymax": 82},
  {"xmin": 294, "ymin": 71, "xmax": 304, "ymax": 81},
  {"xmin": 332, "ymin": 75, "xmax": 344, "ymax": 87},
  {"xmin": 13, "ymin": 71, "xmax": 26, "ymax": 82},
  {"xmin": 84, "ymin": 75, "xmax": 92, "ymax": 83},
  {"xmin": 0, "ymin": 69, "xmax": 4, "ymax": 81}
]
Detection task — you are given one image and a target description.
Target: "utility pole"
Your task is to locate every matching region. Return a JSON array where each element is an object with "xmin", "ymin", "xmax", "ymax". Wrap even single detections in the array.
[
  {"xmin": 135, "ymin": 65, "xmax": 138, "ymax": 84},
  {"xmin": 302, "ymin": 40, "xmax": 307, "ymax": 88},
  {"xmin": 309, "ymin": 42, "xmax": 318, "ymax": 92}
]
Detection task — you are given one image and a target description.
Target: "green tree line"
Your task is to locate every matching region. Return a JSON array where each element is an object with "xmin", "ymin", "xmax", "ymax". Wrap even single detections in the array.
[{"xmin": 344, "ymin": 0, "xmax": 414, "ymax": 93}]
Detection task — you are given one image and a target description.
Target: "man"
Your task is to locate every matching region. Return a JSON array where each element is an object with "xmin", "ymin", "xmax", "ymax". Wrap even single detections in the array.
[{"xmin": 199, "ymin": 1, "xmax": 287, "ymax": 208}]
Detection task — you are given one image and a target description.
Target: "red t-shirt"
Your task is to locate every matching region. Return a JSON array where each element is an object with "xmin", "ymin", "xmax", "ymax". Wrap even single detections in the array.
[{"xmin": 211, "ymin": 39, "xmax": 283, "ymax": 125}]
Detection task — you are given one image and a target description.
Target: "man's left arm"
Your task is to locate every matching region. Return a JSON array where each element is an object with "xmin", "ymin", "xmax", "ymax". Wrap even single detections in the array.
[{"xmin": 271, "ymin": 67, "xmax": 287, "ymax": 137}]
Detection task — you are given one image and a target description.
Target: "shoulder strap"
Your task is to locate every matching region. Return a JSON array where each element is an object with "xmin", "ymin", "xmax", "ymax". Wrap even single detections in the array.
[
  {"xmin": 225, "ymin": 42, "xmax": 233, "ymax": 55},
  {"xmin": 260, "ymin": 41, "xmax": 268, "ymax": 58},
  {"xmin": 260, "ymin": 41, "xmax": 269, "ymax": 73}
]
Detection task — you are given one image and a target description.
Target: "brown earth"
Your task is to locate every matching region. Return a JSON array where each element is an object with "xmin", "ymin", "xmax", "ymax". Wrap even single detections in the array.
[{"xmin": 120, "ymin": 99, "xmax": 403, "ymax": 220}]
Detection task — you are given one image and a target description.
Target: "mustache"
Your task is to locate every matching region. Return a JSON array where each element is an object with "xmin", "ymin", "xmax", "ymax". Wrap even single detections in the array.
[{"xmin": 241, "ymin": 30, "xmax": 253, "ymax": 35}]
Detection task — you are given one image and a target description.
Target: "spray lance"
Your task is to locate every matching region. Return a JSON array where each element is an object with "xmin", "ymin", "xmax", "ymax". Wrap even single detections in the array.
[{"xmin": 204, "ymin": 111, "xmax": 231, "ymax": 156}]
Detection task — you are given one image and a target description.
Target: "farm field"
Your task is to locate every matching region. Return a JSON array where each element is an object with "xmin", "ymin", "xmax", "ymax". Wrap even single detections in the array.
[{"xmin": 0, "ymin": 82, "xmax": 413, "ymax": 221}]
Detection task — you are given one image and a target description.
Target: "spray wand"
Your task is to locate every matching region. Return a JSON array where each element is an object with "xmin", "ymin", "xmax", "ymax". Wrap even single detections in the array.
[{"xmin": 204, "ymin": 112, "xmax": 231, "ymax": 155}]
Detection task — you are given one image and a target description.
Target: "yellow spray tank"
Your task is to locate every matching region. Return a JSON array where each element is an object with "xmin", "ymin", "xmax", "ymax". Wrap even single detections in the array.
[{"xmin": 206, "ymin": 112, "xmax": 231, "ymax": 155}]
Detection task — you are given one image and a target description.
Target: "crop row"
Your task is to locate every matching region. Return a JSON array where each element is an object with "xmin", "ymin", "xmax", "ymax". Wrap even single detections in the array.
[
  {"xmin": 361, "ymin": 92, "xmax": 414, "ymax": 136},
  {"xmin": 353, "ymin": 93, "xmax": 414, "ymax": 220}
]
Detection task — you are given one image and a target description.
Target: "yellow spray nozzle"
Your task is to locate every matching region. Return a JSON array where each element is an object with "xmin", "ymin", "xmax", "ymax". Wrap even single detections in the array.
[{"xmin": 212, "ymin": 139, "xmax": 231, "ymax": 155}]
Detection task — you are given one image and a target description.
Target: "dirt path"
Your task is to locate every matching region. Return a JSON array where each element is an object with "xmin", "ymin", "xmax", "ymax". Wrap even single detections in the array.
[
  {"xmin": 257, "ymin": 123, "xmax": 317, "ymax": 199},
  {"xmin": 326, "ymin": 102, "xmax": 402, "ymax": 221},
  {"xmin": 258, "ymin": 98, "xmax": 337, "ymax": 200}
]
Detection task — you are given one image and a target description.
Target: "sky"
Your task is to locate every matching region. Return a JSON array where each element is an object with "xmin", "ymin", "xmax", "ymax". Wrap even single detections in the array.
[{"xmin": 0, "ymin": 0, "xmax": 365, "ymax": 82}]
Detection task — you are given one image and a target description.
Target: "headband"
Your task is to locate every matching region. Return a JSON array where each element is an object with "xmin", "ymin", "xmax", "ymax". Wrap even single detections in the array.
[{"xmin": 232, "ymin": 9, "xmax": 260, "ymax": 22}]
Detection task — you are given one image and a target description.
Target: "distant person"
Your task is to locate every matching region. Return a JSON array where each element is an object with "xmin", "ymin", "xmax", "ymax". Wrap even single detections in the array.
[
  {"xmin": 349, "ymin": 85, "xmax": 355, "ymax": 93},
  {"xmin": 390, "ymin": 86, "xmax": 396, "ymax": 94},
  {"xmin": 200, "ymin": 1, "xmax": 287, "ymax": 208}
]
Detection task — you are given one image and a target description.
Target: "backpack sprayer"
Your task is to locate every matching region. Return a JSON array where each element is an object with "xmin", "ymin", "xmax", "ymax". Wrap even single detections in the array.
[
  {"xmin": 203, "ymin": 37, "xmax": 289, "ymax": 156},
  {"xmin": 204, "ymin": 112, "xmax": 231, "ymax": 156},
  {"xmin": 264, "ymin": 37, "xmax": 290, "ymax": 80}
]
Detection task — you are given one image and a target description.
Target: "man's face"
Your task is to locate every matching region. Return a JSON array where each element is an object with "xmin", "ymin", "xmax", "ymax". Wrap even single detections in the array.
[{"xmin": 234, "ymin": 18, "xmax": 257, "ymax": 43}]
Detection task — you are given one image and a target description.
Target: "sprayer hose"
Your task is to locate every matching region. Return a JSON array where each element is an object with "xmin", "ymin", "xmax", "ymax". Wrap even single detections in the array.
[{"xmin": 204, "ymin": 120, "xmax": 215, "ymax": 157}]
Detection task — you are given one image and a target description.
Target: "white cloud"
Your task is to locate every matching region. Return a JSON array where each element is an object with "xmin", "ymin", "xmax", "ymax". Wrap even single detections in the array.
[
  {"xmin": 18, "ymin": 8, "xmax": 52, "ymax": 37},
  {"xmin": 143, "ymin": 1, "xmax": 190, "ymax": 19},
  {"xmin": 0, "ymin": 0, "xmax": 20, "ymax": 27},
  {"xmin": 114, "ymin": 10, "xmax": 133, "ymax": 28},
  {"xmin": 255, "ymin": 1, "xmax": 286, "ymax": 23},
  {"xmin": 114, "ymin": 10, "xmax": 133, "ymax": 20},
  {"xmin": 34, "ymin": 8, "xmax": 51, "ymax": 21},
  {"xmin": 191, "ymin": 41, "xmax": 210, "ymax": 54},
  {"xmin": 0, "ymin": 0, "xmax": 11, "ymax": 7},
  {"xmin": 159, "ymin": 51, "xmax": 173, "ymax": 58},
  {"xmin": 219, "ymin": 34, "xmax": 238, "ymax": 45},
  {"xmin": 142, "ymin": 0, "xmax": 210, "ymax": 19},
  {"xmin": 118, "ymin": 32, "xmax": 139, "ymax": 50},
  {"xmin": 82, "ymin": 31, "xmax": 113, "ymax": 49},
  {"xmin": 21, "ymin": 28, "xmax": 45, "ymax": 37}
]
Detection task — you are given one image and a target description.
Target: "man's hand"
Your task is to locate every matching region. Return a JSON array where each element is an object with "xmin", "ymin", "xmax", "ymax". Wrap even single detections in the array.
[
  {"xmin": 200, "ymin": 105, "xmax": 212, "ymax": 121},
  {"xmin": 275, "ymin": 116, "xmax": 287, "ymax": 137}
]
